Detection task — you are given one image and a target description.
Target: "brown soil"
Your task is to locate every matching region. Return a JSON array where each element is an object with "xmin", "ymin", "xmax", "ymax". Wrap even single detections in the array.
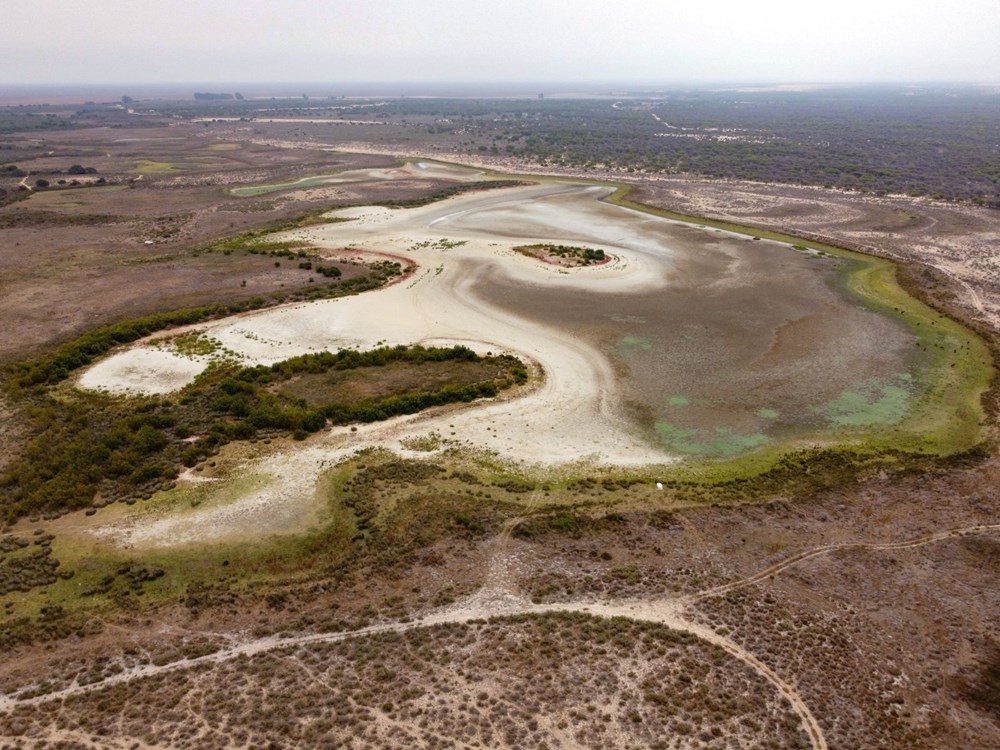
[
  {"xmin": 280, "ymin": 359, "xmax": 509, "ymax": 405},
  {"xmin": 0, "ymin": 127, "xmax": 482, "ymax": 363}
]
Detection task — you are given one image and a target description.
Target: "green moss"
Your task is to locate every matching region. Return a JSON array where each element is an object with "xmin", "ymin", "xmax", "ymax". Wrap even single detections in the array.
[
  {"xmin": 655, "ymin": 422, "xmax": 771, "ymax": 457},
  {"xmin": 133, "ymin": 160, "xmax": 181, "ymax": 174},
  {"xmin": 822, "ymin": 379, "xmax": 911, "ymax": 427}
]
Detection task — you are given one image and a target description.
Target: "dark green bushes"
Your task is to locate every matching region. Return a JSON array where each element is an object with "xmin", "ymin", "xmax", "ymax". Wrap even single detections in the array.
[
  {"xmin": 4, "ymin": 264, "xmax": 406, "ymax": 393},
  {"xmin": 0, "ymin": 345, "xmax": 527, "ymax": 523},
  {"xmin": 7, "ymin": 306, "xmax": 225, "ymax": 390},
  {"xmin": 321, "ymin": 381, "xmax": 500, "ymax": 424},
  {"xmin": 209, "ymin": 345, "xmax": 520, "ymax": 431},
  {"xmin": 514, "ymin": 244, "xmax": 607, "ymax": 266},
  {"xmin": 314, "ymin": 265, "xmax": 342, "ymax": 278}
]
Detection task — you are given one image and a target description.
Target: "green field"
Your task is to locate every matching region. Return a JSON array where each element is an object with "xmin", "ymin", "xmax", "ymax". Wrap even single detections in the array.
[{"xmin": 229, "ymin": 174, "xmax": 345, "ymax": 197}]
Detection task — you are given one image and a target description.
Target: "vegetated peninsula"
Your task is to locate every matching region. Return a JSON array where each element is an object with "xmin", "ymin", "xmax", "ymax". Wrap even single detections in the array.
[{"xmin": 0, "ymin": 84, "xmax": 998, "ymax": 750}]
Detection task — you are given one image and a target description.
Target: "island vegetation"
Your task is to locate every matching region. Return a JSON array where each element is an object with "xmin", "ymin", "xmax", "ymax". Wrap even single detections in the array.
[{"xmin": 513, "ymin": 243, "xmax": 607, "ymax": 267}]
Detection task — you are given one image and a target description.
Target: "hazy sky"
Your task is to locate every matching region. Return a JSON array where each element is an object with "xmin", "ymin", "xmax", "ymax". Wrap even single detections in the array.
[{"xmin": 5, "ymin": 0, "xmax": 999, "ymax": 84}]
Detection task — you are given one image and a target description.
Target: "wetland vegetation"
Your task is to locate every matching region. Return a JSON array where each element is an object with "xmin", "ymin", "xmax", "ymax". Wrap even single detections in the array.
[{"xmin": 0, "ymin": 345, "xmax": 526, "ymax": 524}]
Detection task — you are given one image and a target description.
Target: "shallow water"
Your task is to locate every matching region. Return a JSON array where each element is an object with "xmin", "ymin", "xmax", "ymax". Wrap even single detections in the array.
[{"xmin": 454, "ymin": 195, "xmax": 916, "ymax": 456}]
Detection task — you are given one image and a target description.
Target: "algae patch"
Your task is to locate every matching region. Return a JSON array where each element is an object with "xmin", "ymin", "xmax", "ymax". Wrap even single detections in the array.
[
  {"xmin": 620, "ymin": 335, "xmax": 653, "ymax": 352},
  {"xmin": 821, "ymin": 377, "xmax": 912, "ymax": 428},
  {"xmin": 655, "ymin": 422, "xmax": 770, "ymax": 457}
]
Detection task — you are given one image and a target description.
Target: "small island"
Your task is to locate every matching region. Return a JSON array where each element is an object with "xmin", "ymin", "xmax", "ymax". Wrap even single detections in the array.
[{"xmin": 513, "ymin": 243, "xmax": 609, "ymax": 267}]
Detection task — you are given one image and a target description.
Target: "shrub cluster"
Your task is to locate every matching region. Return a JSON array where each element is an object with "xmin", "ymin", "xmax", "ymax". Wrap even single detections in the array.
[
  {"xmin": 376, "ymin": 180, "xmax": 526, "ymax": 208},
  {"xmin": 0, "ymin": 535, "xmax": 62, "ymax": 595},
  {"xmin": 515, "ymin": 243, "xmax": 606, "ymax": 266},
  {"xmin": 314, "ymin": 264, "xmax": 342, "ymax": 278},
  {"xmin": 0, "ymin": 346, "xmax": 526, "ymax": 523}
]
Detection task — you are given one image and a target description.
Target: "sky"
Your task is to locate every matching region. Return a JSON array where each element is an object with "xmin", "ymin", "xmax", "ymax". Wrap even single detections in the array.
[{"xmin": 5, "ymin": 0, "xmax": 999, "ymax": 85}]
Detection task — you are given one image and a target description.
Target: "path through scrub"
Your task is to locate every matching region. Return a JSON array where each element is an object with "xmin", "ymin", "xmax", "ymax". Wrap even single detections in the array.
[{"xmin": 11, "ymin": 520, "xmax": 1000, "ymax": 747}]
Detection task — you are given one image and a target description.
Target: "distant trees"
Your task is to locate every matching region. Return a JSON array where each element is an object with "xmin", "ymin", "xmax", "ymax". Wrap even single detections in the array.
[{"xmin": 369, "ymin": 93, "xmax": 1000, "ymax": 207}]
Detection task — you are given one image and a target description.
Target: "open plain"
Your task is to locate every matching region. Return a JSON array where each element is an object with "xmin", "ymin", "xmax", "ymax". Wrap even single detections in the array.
[{"xmin": 1, "ymin": 99, "xmax": 999, "ymax": 750}]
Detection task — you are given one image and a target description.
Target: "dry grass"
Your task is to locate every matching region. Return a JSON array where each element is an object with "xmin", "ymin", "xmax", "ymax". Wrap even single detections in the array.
[
  {"xmin": 0, "ymin": 614, "xmax": 810, "ymax": 749},
  {"xmin": 279, "ymin": 359, "xmax": 507, "ymax": 406}
]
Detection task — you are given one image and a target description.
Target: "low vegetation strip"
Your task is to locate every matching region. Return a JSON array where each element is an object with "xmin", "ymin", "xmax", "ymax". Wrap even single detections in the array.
[
  {"xmin": 6, "ymin": 307, "xmax": 224, "ymax": 390},
  {"xmin": 0, "ymin": 345, "xmax": 526, "ymax": 524},
  {"xmin": 373, "ymin": 179, "xmax": 527, "ymax": 208},
  {"xmin": 3, "ymin": 262, "xmax": 405, "ymax": 392}
]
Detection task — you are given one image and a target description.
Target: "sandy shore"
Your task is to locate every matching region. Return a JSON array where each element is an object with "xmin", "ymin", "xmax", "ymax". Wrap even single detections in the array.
[{"xmin": 78, "ymin": 347, "xmax": 211, "ymax": 395}]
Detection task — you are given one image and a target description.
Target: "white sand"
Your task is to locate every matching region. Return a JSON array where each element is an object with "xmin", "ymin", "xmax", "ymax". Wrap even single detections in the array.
[{"xmin": 77, "ymin": 348, "xmax": 210, "ymax": 395}]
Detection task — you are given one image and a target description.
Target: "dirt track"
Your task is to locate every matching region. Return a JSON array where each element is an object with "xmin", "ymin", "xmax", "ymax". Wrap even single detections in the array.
[{"xmin": 9, "ymin": 519, "xmax": 1000, "ymax": 749}]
